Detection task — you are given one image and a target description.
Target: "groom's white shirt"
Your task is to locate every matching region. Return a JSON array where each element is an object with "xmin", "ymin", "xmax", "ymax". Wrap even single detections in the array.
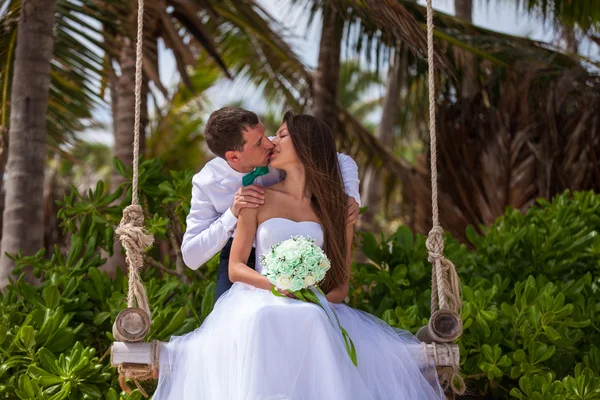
[{"xmin": 181, "ymin": 153, "xmax": 361, "ymax": 270}]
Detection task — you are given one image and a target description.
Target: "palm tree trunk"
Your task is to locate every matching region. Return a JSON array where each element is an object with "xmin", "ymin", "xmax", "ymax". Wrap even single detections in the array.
[
  {"xmin": 454, "ymin": 0, "xmax": 472, "ymax": 21},
  {"xmin": 0, "ymin": 0, "xmax": 57, "ymax": 290},
  {"xmin": 361, "ymin": 46, "xmax": 405, "ymax": 231},
  {"xmin": 560, "ymin": 25, "xmax": 579, "ymax": 53},
  {"xmin": 454, "ymin": 0, "xmax": 478, "ymax": 99},
  {"xmin": 113, "ymin": 41, "xmax": 149, "ymax": 187},
  {"xmin": 313, "ymin": 4, "xmax": 344, "ymax": 133}
]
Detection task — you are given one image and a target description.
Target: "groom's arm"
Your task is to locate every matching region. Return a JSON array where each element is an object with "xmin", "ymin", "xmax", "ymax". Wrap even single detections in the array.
[
  {"xmin": 181, "ymin": 177, "xmax": 238, "ymax": 270},
  {"xmin": 337, "ymin": 153, "xmax": 361, "ymax": 206}
]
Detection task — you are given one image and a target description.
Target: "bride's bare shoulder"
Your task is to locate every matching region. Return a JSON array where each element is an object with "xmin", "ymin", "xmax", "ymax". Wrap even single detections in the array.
[{"xmin": 263, "ymin": 183, "xmax": 287, "ymax": 199}]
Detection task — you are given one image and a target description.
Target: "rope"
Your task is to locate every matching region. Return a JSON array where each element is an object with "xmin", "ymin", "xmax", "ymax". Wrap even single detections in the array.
[
  {"xmin": 421, "ymin": 342, "xmax": 466, "ymax": 395},
  {"xmin": 425, "ymin": 0, "xmax": 461, "ymax": 315},
  {"xmin": 116, "ymin": 1, "xmax": 155, "ymax": 397},
  {"xmin": 118, "ymin": 340, "xmax": 160, "ymax": 398},
  {"xmin": 116, "ymin": 204, "xmax": 153, "ymax": 315},
  {"xmin": 424, "ymin": 2, "xmax": 463, "ymax": 394},
  {"xmin": 131, "ymin": 0, "xmax": 144, "ymax": 206}
]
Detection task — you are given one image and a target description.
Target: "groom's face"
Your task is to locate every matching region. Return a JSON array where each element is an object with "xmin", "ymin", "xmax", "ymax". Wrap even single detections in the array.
[{"xmin": 236, "ymin": 122, "xmax": 274, "ymax": 170}]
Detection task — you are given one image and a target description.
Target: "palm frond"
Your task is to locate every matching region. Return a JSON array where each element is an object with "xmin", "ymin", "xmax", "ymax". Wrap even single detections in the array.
[
  {"xmin": 510, "ymin": 0, "xmax": 600, "ymax": 31},
  {"xmin": 0, "ymin": 0, "xmax": 124, "ymax": 147}
]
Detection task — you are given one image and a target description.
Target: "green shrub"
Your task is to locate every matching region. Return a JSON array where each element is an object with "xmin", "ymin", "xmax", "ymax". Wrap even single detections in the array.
[
  {"xmin": 352, "ymin": 190, "xmax": 600, "ymax": 398},
  {"xmin": 0, "ymin": 158, "xmax": 216, "ymax": 399},
  {"xmin": 1, "ymin": 155, "xmax": 598, "ymax": 400}
]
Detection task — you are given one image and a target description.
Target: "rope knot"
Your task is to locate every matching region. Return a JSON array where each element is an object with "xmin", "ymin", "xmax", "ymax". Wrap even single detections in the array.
[
  {"xmin": 116, "ymin": 204, "xmax": 153, "ymax": 317},
  {"xmin": 116, "ymin": 205, "xmax": 154, "ymax": 270},
  {"xmin": 427, "ymin": 225, "xmax": 462, "ymax": 314},
  {"xmin": 426, "ymin": 225, "xmax": 445, "ymax": 264}
]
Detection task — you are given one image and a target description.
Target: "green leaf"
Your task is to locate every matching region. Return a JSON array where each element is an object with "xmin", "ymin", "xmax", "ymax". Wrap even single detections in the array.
[
  {"xmin": 514, "ymin": 349, "xmax": 527, "ymax": 363},
  {"xmin": 92, "ymin": 312, "xmax": 111, "ymax": 326},
  {"xmin": 542, "ymin": 326, "xmax": 561, "ymax": 342},
  {"xmin": 105, "ymin": 388, "xmax": 119, "ymax": 400},
  {"xmin": 47, "ymin": 380, "xmax": 70, "ymax": 400},
  {"xmin": 157, "ymin": 308, "xmax": 188, "ymax": 339},
  {"xmin": 79, "ymin": 383, "xmax": 102, "ymax": 399},
  {"xmin": 113, "ymin": 157, "xmax": 127, "ymax": 178},
  {"xmin": 0, "ymin": 356, "xmax": 30, "ymax": 379},
  {"xmin": 391, "ymin": 264, "xmax": 408, "ymax": 283},
  {"xmin": 42, "ymin": 285, "xmax": 60, "ymax": 309},
  {"xmin": 201, "ymin": 282, "xmax": 216, "ymax": 319},
  {"xmin": 37, "ymin": 348, "xmax": 62, "ymax": 376},
  {"xmin": 408, "ymin": 262, "xmax": 426, "ymax": 281},
  {"xmin": 362, "ymin": 233, "xmax": 382, "ymax": 264},
  {"xmin": 394, "ymin": 226, "xmax": 413, "ymax": 249},
  {"xmin": 66, "ymin": 234, "xmax": 83, "ymax": 266},
  {"xmin": 45, "ymin": 329, "xmax": 74, "ymax": 353},
  {"xmin": 20, "ymin": 325, "xmax": 36, "ymax": 350},
  {"xmin": 18, "ymin": 281, "xmax": 45, "ymax": 308},
  {"xmin": 501, "ymin": 302, "xmax": 516, "ymax": 317},
  {"xmin": 481, "ymin": 344, "xmax": 494, "ymax": 362},
  {"xmin": 17, "ymin": 375, "xmax": 35, "ymax": 398}
]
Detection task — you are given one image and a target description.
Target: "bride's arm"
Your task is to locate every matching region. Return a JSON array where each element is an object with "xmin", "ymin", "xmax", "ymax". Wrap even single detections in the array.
[
  {"xmin": 326, "ymin": 224, "xmax": 354, "ymax": 304},
  {"xmin": 228, "ymin": 207, "xmax": 273, "ymax": 291}
]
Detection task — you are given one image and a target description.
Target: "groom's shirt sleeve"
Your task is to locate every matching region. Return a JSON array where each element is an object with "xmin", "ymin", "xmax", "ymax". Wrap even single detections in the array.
[
  {"xmin": 337, "ymin": 153, "xmax": 361, "ymax": 206},
  {"xmin": 181, "ymin": 172, "xmax": 238, "ymax": 270}
]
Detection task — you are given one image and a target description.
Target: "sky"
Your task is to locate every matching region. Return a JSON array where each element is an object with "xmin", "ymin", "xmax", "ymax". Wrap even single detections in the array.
[{"xmin": 87, "ymin": 0, "xmax": 600, "ymax": 146}]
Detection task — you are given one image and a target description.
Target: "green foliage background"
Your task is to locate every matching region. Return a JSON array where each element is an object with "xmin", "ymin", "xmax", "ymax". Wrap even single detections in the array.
[{"xmin": 1, "ymin": 159, "xmax": 598, "ymax": 399}]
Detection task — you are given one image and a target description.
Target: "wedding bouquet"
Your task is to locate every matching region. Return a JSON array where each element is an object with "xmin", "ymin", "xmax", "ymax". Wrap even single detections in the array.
[{"xmin": 260, "ymin": 235, "xmax": 357, "ymax": 366}]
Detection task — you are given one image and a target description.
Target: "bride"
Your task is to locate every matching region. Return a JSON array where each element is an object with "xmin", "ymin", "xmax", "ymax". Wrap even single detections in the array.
[{"xmin": 153, "ymin": 111, "xmax": 445, "ymax": 400}]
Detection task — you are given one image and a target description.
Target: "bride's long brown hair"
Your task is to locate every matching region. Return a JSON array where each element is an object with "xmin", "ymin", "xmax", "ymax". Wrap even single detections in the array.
[{"xmin": 282, "ymin": 111, "xmax": 349, "ymax": 293}]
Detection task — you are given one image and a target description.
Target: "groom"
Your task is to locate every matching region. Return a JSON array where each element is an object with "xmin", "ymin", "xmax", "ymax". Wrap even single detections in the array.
[{"xmin": 181, "ymin": 107, "xmax": 361, "ymax": 301}]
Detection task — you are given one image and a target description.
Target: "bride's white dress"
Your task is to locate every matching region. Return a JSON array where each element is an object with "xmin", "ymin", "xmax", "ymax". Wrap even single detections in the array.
[{"xmin": 153, "ymin": 218, "xmax": 445, "ymax": 399}]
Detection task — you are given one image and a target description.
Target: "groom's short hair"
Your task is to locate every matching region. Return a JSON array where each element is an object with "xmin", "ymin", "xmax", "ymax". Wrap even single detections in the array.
[{"xmin": 204, "ymin": 107, "xmax": 260, "ymax": 158}]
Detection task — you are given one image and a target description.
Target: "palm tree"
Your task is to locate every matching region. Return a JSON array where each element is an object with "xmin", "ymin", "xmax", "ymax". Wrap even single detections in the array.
[
  {"xmin": 0, "ymin": 0, "xmax": 116, "ymax": 187},
  {"xmin": 453, "ymin": 0, "xmax": 478, "ymax": 99},
  {"xmin": 0, "ymin": 0, "xmax": 57, "ymax": 289},
  {"xmin": 307, "ymin": 0, "xmax": 600, "ymax": 242},
  {"xmin": 361, "ymin": 46, "xmax": 405, "ymax": 231},
  {"xmin": 454, "ymin": 0, "xmax": 472, "ymax": 21},
  {"xmin": 146, "ymin": 58, "xmax": 221, "ymax": 172},
  {"xmin": 312, "ymin": 3, "xmax": 344, "ymax": 133},
  {"xmin": 337, "ymin": 60, "xmax": 383, "ymax": 123},
  {"xmin": 110, "ymin": 0, "xmax": 311, "ymax": 177}
]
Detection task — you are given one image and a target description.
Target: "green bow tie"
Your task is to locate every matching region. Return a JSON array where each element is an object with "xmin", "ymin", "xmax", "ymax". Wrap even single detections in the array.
[{"xmin": 242, "ymin": 166, "xmax": 269, "ymax": 186}]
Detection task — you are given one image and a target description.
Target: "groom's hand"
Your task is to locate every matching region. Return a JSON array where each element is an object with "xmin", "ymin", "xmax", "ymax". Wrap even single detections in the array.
[
  {"xmin": 346, "ymin": 197, "xmax": 359, "ymax": 225},
  {"xmin": 232, "ymin": 185, "xmax": 265, "ymax": 217},
  {"xmin": 277, "ymin": 288, "xmax": 296, "ymax": 299}
]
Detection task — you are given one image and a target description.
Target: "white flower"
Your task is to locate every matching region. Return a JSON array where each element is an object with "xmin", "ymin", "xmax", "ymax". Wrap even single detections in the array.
[
  {"xmin": 319, "ymin": 258, "xmax": 331, "ymax": 270},
  {"xmin": 275, "ymin": 276, "xmax": 291, "ymax": 290},
  {"xmin": 304, "ymin": 274, "xmax": 316, "ymax": 287}
]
